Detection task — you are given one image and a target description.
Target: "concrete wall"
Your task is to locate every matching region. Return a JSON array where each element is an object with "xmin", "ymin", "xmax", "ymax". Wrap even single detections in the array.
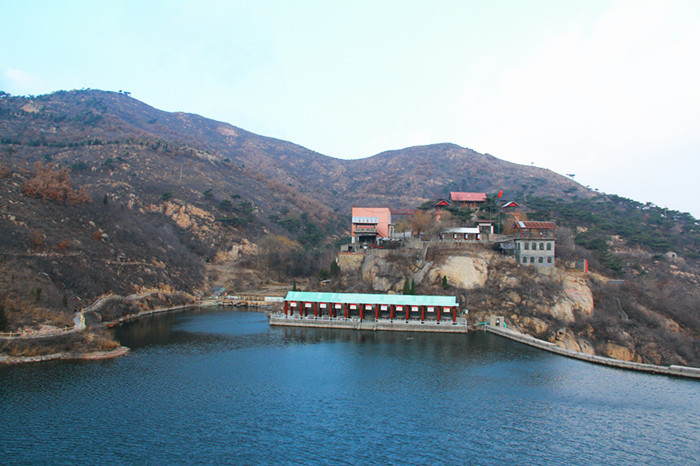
[
  {"xmin": 269, "ymin": 313, "xmax": 468, "ymax": 333},
  {"xmin": 485, "ymin": 325, "xmax": 700, "ymax": 379}
]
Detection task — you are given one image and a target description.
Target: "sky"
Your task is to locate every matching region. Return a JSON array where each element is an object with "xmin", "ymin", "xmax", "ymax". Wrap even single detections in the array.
[{"xmin": 2, "ymin": 0, "xmax": 700, "ymax": 217}]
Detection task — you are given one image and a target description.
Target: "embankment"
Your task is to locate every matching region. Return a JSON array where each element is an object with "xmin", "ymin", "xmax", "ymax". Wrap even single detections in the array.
[{"xmin": 484, "ymin": 325, "xmax": 700, "ymax": 379}]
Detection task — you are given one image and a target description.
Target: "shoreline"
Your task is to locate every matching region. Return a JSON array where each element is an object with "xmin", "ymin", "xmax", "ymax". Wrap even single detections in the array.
[
  {"xmin": 484, "ymin": 325, "xmax": 700, "ymax": 379},
  {"xmin": 0, "ymin": 346, "xmax": 130, "ymax": 365},
  {"xmin": 100, "ymin": 303, "xmax": 200, "ymax": 327},
  {"xmin": 4, "ymin": 302, "xmax": 698, "ymax": 378}
]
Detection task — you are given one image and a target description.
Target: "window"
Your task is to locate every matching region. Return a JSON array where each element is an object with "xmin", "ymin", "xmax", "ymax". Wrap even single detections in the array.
[
  {"xmin": 532, "ymin": 242, "xmax": 537, "ymax": 250},
  {"xmin": 538, "ymin": 257, "xmax": 543, "ymax": 263},
  {"xmin": 539, "ymin": 243, "xmax": 544, "ymax": 250},
  {"xmin": 530, "ymin": 257, "xmax": 535, "ymax": 263},
  {"xmin": 547, "ymin": 243, "xmax": 552, "ymax": 250},
  {"xmin": 522, "ymin": 257, "xmax": 527, "ymax": 263},
  {"xmin": 524, "ymin": 242, "xmax": 529, "ymax": 250},
  {"xmin": 547, "ymin": 257, "xmax": 552, "ymax": 263}
]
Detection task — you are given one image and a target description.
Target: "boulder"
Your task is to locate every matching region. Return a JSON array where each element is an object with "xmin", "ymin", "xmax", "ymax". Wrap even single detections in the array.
[
  {"xmin": 519, "ymin": 316, "xmax": 549, "ymax": 335},
  {"xmin": 428, "ymin": 256, "xmax": 488, "ymax": 290},
  {"xmin": 360, "ymin": 255, "xmax": 399, "ymax": 292},
  {"xmin": 601, "ymin": 343, "xmax": 641, "ymax": 362}
]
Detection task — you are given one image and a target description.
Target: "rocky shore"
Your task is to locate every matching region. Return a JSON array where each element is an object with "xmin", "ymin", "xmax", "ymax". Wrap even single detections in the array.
[{"xmin": 0, "ymin": 345, "xmax": 129, "ymax": 365}]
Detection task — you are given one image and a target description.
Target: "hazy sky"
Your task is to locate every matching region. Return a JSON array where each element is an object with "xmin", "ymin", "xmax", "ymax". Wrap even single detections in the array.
[{"xmin": 2, "ymin": 0, "xmax": 699, "ymax": 217}]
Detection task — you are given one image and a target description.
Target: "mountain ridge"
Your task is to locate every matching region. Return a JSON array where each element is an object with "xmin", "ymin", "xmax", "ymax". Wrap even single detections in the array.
[{"xmin": 1, "ymin": 89, "xmax": 697, "ymax": 367}]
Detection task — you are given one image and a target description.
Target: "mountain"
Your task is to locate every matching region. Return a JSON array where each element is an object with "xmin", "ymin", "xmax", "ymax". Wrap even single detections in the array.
[
  {"xmin": 0, "ymin": 89, "xmax": 697, "ymax": 366},
  {"xmin": 0, "ymin": 89, "xmax": 591, "ymax": 304}
]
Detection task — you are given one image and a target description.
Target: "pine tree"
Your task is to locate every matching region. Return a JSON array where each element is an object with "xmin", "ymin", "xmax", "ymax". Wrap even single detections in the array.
[
  {"xmin": 0, "ymin": 304, "xmax": 7, "ymax": 331},
  {"xmin": 410, "ymin": 279, "xmax": 416, "ymax": 295},
  {"xmin": 330, "ymin": 260, "xmax": 340, "ymax": 276},
  {"xmin": 403, "ymin": 277, "xmax": 410, "ymax": 295},
  {"xmin": 442, "ymin": 275, "xmax": 448, "ymax": 290}
]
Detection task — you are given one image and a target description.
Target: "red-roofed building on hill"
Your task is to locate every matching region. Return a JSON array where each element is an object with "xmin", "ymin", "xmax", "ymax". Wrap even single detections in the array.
[
  {"xmin": 450, "ymin": 192, "xmax": 487, "ymax": 208},
  {"xmin": 513, "ymin": 221, "xmax": 557, "ymax": 267}
]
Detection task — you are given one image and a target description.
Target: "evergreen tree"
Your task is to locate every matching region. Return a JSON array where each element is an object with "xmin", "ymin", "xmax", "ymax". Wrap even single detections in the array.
[
  {"xmin": 0, "ymin": 304, "xmax": 6, "ymax": 331},
  {"xmin": 410, "ymin": 279, "xmax": 416, "ymax": 295},
  {"xmin": 442, "ymin": 275, "xmax": 448, "ymax": 290},
  {"xmin": 330, "ymin": 260, "xmax": 340, "ymax": 276},
  {"xmin": 292, "ymin": 279, "xmax": 297, "ymax": 291},
  {"xmin": 403, "ymin": 277, "xmax": 410, "ymax": 295}
]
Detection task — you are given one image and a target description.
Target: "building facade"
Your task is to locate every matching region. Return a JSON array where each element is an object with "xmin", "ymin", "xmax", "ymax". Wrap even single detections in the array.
[
  {"xmin": 351, "ymin": 207, "xmax": 392, "ymax": 244},
  {"xmin": 282, "ymin": 291, "xmax": 460, "ymax": 323},
  {"xmin": 513, "ymin": 221, "xmax": 557, "ymax": 267},
  {"xmin": 440, "ymin": 222, "xmax": 494, "ymax": 241}
]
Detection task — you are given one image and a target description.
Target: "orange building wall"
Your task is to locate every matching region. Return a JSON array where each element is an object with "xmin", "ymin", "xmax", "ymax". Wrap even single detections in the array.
[{"xmin": 352, "ymin": 207, "xmax": 392, "ymax": 239}]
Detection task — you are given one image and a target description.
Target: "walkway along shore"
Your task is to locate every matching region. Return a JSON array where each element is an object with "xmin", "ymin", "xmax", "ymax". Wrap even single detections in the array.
[
  {"xmin": 484, "ymin": 325, "xmax": 700, "ymax": 379},
  {"xmin": 269, "ymin": 312, "xmax": 469, "ymax": 333}
]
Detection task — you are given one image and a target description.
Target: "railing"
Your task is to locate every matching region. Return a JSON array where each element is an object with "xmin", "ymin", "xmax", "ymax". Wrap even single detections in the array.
[{"xmin": 270, "ymin": 313, "xmax": 467, "ymax": 326}]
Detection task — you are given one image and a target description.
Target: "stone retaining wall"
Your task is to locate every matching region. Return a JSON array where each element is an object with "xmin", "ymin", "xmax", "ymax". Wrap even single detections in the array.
[
  {"xmin": 269, "ymin": 314, "xmax": 469, "ymax": 333},
  {"xmin": 485, "ymin": 325, "xmax": 700, "ymax": 379}
]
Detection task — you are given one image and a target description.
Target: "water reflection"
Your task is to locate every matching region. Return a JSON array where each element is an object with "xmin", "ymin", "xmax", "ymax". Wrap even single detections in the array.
[{"xmin": 1, "ymin": 308, "xmax": 697, "ymax": 465}]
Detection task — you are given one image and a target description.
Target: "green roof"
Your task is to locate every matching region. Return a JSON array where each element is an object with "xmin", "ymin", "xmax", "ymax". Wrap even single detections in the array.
[{"xmin": 284, "ymin": 291, "xmax": 457, "ymax": 307}]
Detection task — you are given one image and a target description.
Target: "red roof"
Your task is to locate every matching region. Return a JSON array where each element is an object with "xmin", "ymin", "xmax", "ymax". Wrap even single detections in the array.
[
  {"xmin": 502, "ymin": 201, "xmax": 519, "ymax": 208},
  {"xmin": 514, "ymin": 221, "xmax": 557, "ymax": 229},
  {"xmin": 450, "ymin": 192, "xmax": 487, "ymax": 202}
]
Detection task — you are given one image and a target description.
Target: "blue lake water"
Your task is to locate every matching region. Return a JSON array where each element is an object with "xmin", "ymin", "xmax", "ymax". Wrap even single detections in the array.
[{"xmin": 1, "ymin": 308, "xmax": 698, "ymax": 464}]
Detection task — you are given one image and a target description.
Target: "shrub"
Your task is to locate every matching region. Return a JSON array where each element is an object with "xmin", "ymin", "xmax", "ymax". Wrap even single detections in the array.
[{"xmin": 23, "ymin": 162, "xmax": 91, "ymax": 205}]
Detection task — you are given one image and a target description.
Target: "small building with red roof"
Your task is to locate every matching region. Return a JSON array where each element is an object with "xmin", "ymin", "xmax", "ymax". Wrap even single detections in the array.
[{"xmin": 450, "ymin": 192, "xmax": 487, "ymax": 209}]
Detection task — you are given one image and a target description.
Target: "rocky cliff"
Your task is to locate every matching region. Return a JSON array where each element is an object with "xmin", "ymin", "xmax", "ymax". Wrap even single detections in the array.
[{"xmin": 336, "ymin": 244, "xmax": 695, "ymax": 367}]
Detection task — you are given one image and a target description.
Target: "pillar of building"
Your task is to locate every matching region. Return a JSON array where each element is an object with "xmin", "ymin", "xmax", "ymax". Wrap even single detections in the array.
[
  {"xmin": 344, "ymin": 303, "xmax": 348, "ymax": 319},
  {"xmin": 314, "ymin": 302, "xmax": 318, "ymax": 317},
  {"xmin": 452, "ymin": 307, "xmax": 456, "ymax": 323},
  {"xmin": 375, "ymin": 304, "xmax": 379, "ymax": 321},
  {"xmin": 437, "ymin": 306, "xmax": 441, "ymax": 323},
  {"xmin": 421, "ymin": 306, "xmax": 425, "ymax": 322},
  {"xmin": 284, "ymin": 301, "xmax": 288, "ymax": 315}
]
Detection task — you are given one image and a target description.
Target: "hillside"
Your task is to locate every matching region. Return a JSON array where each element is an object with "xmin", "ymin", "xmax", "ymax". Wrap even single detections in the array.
[
  {"xmin": 0, "ymin": 89, "xmax": 591, "ymax": 305},
  {"xmin": 0, "ymin": 89, "xmax": 697, "ymax": 366}
]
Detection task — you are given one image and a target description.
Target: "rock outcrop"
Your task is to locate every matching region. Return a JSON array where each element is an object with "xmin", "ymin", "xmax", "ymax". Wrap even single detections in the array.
[{"xmin": 427, "ymin": 256, "xmax": 489, "ymax": 290}]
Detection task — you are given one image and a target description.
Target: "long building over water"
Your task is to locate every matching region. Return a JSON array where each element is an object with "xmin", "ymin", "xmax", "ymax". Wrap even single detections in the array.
[{"xmin": 270, "ymin": 291, "xmax": 468, "ymax": 333}]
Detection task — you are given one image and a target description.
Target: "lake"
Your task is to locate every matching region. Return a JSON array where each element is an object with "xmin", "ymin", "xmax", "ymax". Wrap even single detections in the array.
[{"xmin": 1, "ymin": 308, "xmax": 698, "ymax": 464}]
